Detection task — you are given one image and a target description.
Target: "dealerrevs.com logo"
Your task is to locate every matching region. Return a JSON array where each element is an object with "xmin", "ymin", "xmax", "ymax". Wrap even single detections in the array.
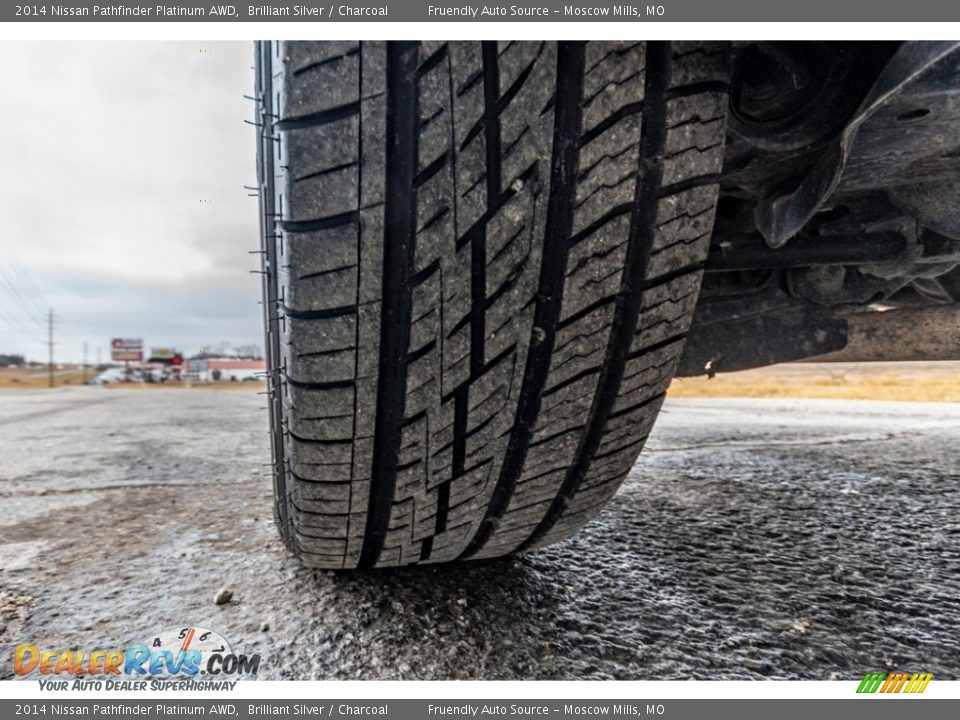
[{"xmin": 14, "ymin": 625, "xmax": 260, "ymax": 691}]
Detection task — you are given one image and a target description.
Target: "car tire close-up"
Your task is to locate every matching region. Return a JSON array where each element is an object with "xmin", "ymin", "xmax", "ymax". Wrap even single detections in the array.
[{"xmin": 257, "ymin": 40, "xmax": 729, "ymax": 568}]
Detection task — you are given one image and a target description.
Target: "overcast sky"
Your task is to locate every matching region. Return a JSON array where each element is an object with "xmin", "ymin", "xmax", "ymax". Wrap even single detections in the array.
[{"xmin": 0, "ymin": 42, "xmax": 261, "ymax": 363}]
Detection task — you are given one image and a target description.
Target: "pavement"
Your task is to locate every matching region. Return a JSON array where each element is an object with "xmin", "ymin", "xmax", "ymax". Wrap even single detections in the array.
[{"xmin": 1, "ymin": 386, "xmax": 958, "ymax": 680}]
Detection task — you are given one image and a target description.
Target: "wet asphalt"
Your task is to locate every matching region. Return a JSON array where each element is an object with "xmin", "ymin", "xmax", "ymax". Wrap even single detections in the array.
[{"xmin": 1, "ymin": 386, "xmax": 958, "ymax": 680}]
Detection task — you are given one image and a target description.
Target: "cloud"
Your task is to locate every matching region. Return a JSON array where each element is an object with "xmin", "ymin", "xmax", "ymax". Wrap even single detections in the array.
[{"xmin": 0, "ymin": 41, "xmax": 264, "ymax": 361}]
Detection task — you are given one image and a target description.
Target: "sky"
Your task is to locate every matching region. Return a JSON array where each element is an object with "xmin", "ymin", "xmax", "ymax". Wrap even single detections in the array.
[{"xmin": 0, "ymin": 42, "xmax": 262, "ymax": 363}]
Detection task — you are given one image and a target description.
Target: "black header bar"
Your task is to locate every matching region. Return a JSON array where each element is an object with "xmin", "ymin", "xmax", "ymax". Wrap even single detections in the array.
[{"xmin": 6, "ymin": 1, "xmax": 960, "ymax": 22}]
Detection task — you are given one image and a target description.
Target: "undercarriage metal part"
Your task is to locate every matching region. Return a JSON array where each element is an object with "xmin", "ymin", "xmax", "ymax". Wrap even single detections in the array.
[
  {"xmin": 678, "ymin": 303, "xmax": 960, "ymax": 376},
  {"xmin": 705, "ymin": 232, "xmax": 907, "ymax": 271},
  {"xmin": 811, "ymin": 305, "xmax": 960, "ymax": 362},
  {"xmin": 785, "ymin": 229, "xmax": 960, "ymax": 305},
  {"xmin": 888, "ymin": 178, "xmax": 960, "ymax": 239},
  {"xmin": 676, "ymin": 305, "xmax": 847, "ymax": 377},
  {"xmin": 755, "ymin": 41, "xmax": 960, "ymax": 247},
  {"xmin": 728, "ymin": 43, "xmax": 875, "ymax": 152}
]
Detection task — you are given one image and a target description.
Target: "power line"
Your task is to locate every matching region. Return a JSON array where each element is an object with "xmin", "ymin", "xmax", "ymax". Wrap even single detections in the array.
[
  {"xmin": 0, "ymin": 260, "xmax": 47, "ymax": 342},
  {"xmin": 0, "ymin": 262, "xmax": 46, "ymax": 327},
  {"xmin": 0, "ymin": 297, "xmax": 40, "ymax": 338},
  {"xmin": 5, "ymin": 253, "xmax": 48, "ymax": 310},
  {"xmin": 1, "ymin": 259, "xmax": 46, "ymax": 311},
  {"xmin": 0, "ymin": 222, "xmax": 51, "ymax": 327}
]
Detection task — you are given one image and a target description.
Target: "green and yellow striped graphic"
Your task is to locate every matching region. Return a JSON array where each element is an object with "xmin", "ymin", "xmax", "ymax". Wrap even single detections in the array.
[{"xmin": 857, "ymin": 672, "xmax": 933, "ymax": 694}]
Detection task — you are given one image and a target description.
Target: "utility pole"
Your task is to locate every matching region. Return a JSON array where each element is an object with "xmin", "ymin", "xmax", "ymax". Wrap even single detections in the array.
[
  {"xmin": 82, "ymin": 340, "xmax": 89, "ymax": 384},
  {"xmin": 47, "ymin": 308, "xmax": 54, "ymax": 389}
]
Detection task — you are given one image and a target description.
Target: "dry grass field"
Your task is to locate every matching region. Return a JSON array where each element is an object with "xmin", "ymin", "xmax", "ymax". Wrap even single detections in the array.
[
  {"xmin": 669, "ymin": 361, "xmax": 960, "ymax": 402},
  {"xmin": 100, "ymin": 380, "xmax": 267, "ymax": 391},
  {"xmin": 3, "ymin": 363, "xmax": 957, "ymax": 401},
  {"xmin": 0, "ymin": 367, "xmax": 265, "ymax": 390},
  {"xmin": 0, "ymin": 367, "xmax": 87, "ymax": 388}
]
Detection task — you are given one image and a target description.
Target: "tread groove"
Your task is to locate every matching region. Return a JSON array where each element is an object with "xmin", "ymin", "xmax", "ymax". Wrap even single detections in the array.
[
  {"xmin": 458, "ymin": 43, "xmax": 544, "ymax": 152},
  {"xmin": 281, "ymin": 304, "xmax": 356, "ymax": 321},
  {"xmin": 414, "ymin": 150, "xmax": 451, "ymax": 188},
  {"xmin": 293, "ymin": 47, "xmax": 359, "ymax": 76},
  {"xmin": 276, "ymin": 101, "xmax": 361, "ymax": 132},
  {"xmin": 665, "ymin": 79, "xmax": 729, "ymax": 99},
  {"xmin": 578, "ymin": 102, "xmax": 644, "ymax": 148},
  {"xmin": 279, "ymin": 211, "xmax": 359, "ymax": 233},
  {"xmin": 458, "ymin": 42, "xmax": 587, "ymax": 560},
  {"xmin": 472, "ymin": 41, "xmax": 501, "ymax": 378},
  {"xmin": 416, "ymin": 43, "xmax": 449, "ymax": 79},
  {"xmin": 516, "ymin": 41, "xmax": 673, "ymax": 553},
  {"xmin": 358, "ymin": 41, "xmax": 420, "ymax": 569},
  {"xmin": 294, "ymin": 161, "xmax": 359, "ymax": 183},
  {"xmin": 657, "ymin": 173, "xmax": 721, "ymax": 198}
]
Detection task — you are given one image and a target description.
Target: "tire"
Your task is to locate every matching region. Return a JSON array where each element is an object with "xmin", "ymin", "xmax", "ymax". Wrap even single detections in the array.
[{"xmin": 256, "ymin": 41, "xmax": 728, "ymax": 569}]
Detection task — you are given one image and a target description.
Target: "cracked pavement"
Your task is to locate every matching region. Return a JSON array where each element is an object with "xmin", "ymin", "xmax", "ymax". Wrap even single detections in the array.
[{"xmin": 1, "ymin": 386, "xmax": 958, "ymax": 680}]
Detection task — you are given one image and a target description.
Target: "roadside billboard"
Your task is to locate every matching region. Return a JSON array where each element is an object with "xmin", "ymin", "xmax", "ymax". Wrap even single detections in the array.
[{"xmin": 111, "ymin": 337, "xmax": 143, "ymax": 362}]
